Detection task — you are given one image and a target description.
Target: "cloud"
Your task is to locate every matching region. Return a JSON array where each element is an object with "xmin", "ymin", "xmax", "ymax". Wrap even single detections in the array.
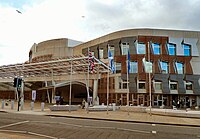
[{"xmin": 0, "ymin": 0, "xmax": 200, "ymax": 66}]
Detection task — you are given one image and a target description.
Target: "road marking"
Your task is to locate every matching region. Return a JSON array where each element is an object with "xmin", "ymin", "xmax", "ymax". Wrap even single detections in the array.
[
  {"xmin": 0, "ymin": 121, "xmax": 29, "ymax": 129},
  {"xmin": 31, "ymin": 121, "xmax": 151, "ymax": 134},
  {"xmin": 152, "ymin": 124, "xmax": 156, "ymax": 126},
  {"xmin": 0, "ymin": 129, "xmax": 26, "ymax": 134},
  {"xmin": 28, "ymin": 131, "xmax": 57, "ymax": 139},
  {"xmin": 152, "ymin": 131, "xmax": 157, "ymax": 134},
  {"xmin": 117, "ymin": 127, "xmax": 151, "ymax": 134}
]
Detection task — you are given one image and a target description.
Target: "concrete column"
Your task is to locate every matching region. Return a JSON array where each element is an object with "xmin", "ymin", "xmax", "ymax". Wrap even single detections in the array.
[
  {"xmin": 31, "ymin": 101, "xmax": 34, "ymax": 110},
  {"xmin": 190, "ymin": 97, "xmax": 192, "ymax": 107},
  {"xmin": 121, "ymin": 94, "xmax": 123, "ymax": 105},
  {"xmin": 196, "ymin": 96, "xmax": 200, "ymax": 106},
  {"xmin": 20, "ymin": 81, "xmax": 24, "ymax": 110},
  {"xmin": 127, "ymin": 93, "xmax": 129, "ymax": 106},
  {"xmin": 115, "ymin": 94, "xmax": 118, "ymax": 104},
  {"xmin": 1, "ymin": 100, "xmax": 4, "ymax": 109},
  {"xmin": 137, "ymin": 94, "xmax": 139, "ymax": 106},
  {"xmin": 51, "ymin": 87, "xmax": 56, "ymax": 104},
  {"xmin": 45, "ymin": 81, "xmax": 50, "ymax": 103},
  {"xmin": 93, "ymin": 79, "xmax": 98, "ymax": 105},
  {"xmin": 11, "ymin": 100, "xmax": 14, "ymax": 110},
  {"xmin": 41, "ymin": 102, "xmax": 45, "ymax": 111}
]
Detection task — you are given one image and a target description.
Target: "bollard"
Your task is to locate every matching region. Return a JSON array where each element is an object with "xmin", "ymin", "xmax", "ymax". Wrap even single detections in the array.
[
  {"xmin": 31, "ymin": 101, "xmax": 34, "ymax": 110},
  {"xmin": 112, "ymin": 103, "xmax": 116, "ymax": 111},
  {"xmin": 21, "ymin": 101, "xmax": 24, "ymax": 110},
  {"xmin": 1, "ymin": 100, "xmax": 4, "ymax": 109},
  {"xmin": 11, "ymin": 100, "xmax": 14, "ymax": 110},
  {"xmin": 41, "ymin": 102, "xmax": 45, "ymax": 111}
]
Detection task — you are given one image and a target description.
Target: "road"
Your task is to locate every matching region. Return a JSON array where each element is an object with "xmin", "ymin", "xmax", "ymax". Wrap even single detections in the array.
[{"xmin": 0, "ymin": 112, "xmax": 199, "ymax": 139}]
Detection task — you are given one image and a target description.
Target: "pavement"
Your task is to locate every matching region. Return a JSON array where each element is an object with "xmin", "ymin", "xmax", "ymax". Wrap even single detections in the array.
[{"xmin": 1, "ymin": 100, "xmax": 200, "ymax": 127}]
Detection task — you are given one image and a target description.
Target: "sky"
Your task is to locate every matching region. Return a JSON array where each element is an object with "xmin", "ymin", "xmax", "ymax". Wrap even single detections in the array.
[{"xmin": 0, "ymin": 0, "xmax": 200, "ymax": 66}]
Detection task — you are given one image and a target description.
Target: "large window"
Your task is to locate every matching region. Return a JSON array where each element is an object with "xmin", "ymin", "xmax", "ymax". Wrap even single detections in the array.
[
  {"xmin": 175, "ymin": 62, "xmax": 184, "ymax": 74},
  {"xmin": 160, "ymin": 61, "xmax": 168, "ymax": 73},
  {"xmin": 183, "ymin": 43, "xmax": 191, "ymax": 56},
  {"xmin": 138, "ymin": 82, "xmax": 145, "ymax": 89},
  {"xmin": 115, "ymin": 62, "xmax": 121, "ymax": 73},
  {"xmin": 99, "ymin": 49, "xmax": 104, "ymax": 59},
  {"xmin": 130, "ymin": 61, "xmax": 138, "ymax": 73},
  {"xmin": 152, "ymin": 43, "xmax": 160, "ymax": 55},
  {"xmin": 109, "ymin": 46, "xmax": 114, "ymax": 57},
  {"xmin": 121, "ymin": 43, "xmax": 129, "ymax": 55},
  {"xmin": 118, "ymin": 77, "xmax": 128, "ymax": 89},
  {"xmin": 185, "ymin": 81, "xmax": 192, "ymax": 90},
  {"xmin": 137, "ymin": 43, "xmax": 146, "ymax": 54},
  {"xmin": 170, "ymin": 82, "xmax": 177, "ymax": 90},
  {"xmin": 167, "ymin": 43, "xmax": 176, "ymax": 55},
  {"xmin": 154, "ymin": 82, "xmax": 162, "ymax": 90}
]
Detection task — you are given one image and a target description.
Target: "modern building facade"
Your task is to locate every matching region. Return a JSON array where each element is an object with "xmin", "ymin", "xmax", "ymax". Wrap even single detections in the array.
[
  {"xmin": 0, "ymin": 28, "xmax": 200, "ymax": 108},
  {"xmin": 73, "ymin": 28, "xmax": 200, "ymax": 108}
]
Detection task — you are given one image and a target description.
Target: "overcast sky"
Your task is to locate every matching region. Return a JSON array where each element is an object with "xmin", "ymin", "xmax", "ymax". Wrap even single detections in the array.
[{"xmin": 0, "ymin": 0, "xmax": 200, "ymax": 65}]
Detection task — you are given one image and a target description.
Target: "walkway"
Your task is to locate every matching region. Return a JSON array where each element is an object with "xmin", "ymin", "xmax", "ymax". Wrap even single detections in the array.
[{"xmin": 1, "ymin": 100, "xmax": 200, "ymax": 127}]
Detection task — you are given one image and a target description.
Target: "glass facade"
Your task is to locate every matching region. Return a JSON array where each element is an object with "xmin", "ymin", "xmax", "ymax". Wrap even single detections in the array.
[
  {"xmin": 115, "ymin": 62, "xmax": 121, "ymax": 73},
  {"xmin": 130, "ymin": 61, "xmax": 138, "ymax": 73},
  {"xmin": 168, "ymin": 43, "xmax": 176, "ymax": 55},
  {"xmin": 183, "ymin": 44, "xmax": 191, "ymax": 56},
  {"xmin": 170, "ymin": 82, "xmax": 177, "ymax": 90},
  {"xmin": 109, "ymin": 46, "xmax": 114, "ymax": 57},
  {"xmin": 155, "ymin": 82, "xmax": 162, "ymax": 90},
  {"xmin": 175, "ymin": 62, "xmax": 184, "ymax": 74},
  {"xmin": 138, "ymin": 82, "xmax": 145, "ymax": 89},
  {"xmin": 121, "ymin": 43, "xmax": 129, "ymax": 55},
  {"xmin": 152, "ymin": 43, "xmax": 160, "ymax": 55},
  {"xmin": 99, "ymin": 49, "xmax": 104, "ymax": 59},
  {"xmin": 160, "ymin": 61, "xmax": 168, "ymax": 73},
  {"xmin": 137, "ymin": 43, "xmax": 146, "ymax": 54},
  {"xmin": 186, "ymin": 81, "xmax": 192, "ymax": 90}
]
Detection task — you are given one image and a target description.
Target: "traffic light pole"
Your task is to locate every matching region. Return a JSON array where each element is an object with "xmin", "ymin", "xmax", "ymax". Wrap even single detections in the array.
[
  {"xmin": 17, "ymin": 88, "xmax": 21, "ymax": 111},
  {"xmin": 13, "ymin": 77, "xmax": 23, "ymax": 111}
]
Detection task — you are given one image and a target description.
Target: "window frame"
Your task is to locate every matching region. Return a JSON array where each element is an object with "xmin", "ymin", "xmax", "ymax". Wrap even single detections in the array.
[
  {"xmin": 175, "ymin": 62, "xmax": 184, "ymax": 74},
  {"xmin": 185, "ymin": 81, "xmax": 193, "ymax": 90},
  {"xmin": 109, "ymin": 45, "xmax": 115, "ymax": 57},
  {"xmin": 137, "ymin": 42, "xmax": 146, "ymax": 54},
  {"xmin": 152, "ymin": 43, "xmax": 161, "ymax": 55},
  {"xmin": 167, "ymin": 43, "xmax": 176, "ymax": 55},
  {"xmin": 154, "ymin": 81, "xmax": 162, "ymax": 90},
  {"xmin": 159, "ymin": 61, "xmax": 169, "ymax": 73},
  {"xmin": 118, "ymin": 76, "xmax": 129, "ymax": 89},
  {"xmin": 121, "ymin": 42, "xmax": 129, "ymax": 55},
  {"xmin": 182, "ymin": 43, "xmax": 191, "ymax": 56},
  {"xmin": 138, "ymin": 82, "xmax": 146, "ymax": 89},
  {"xmin": 99, "ymin": 48, "xmax": 104, "ymax": 59},
  {"xmin": 115, "ymin": 62, "xmax": 121, "ymax": 73},
  {"xmin": 130, "ymin": 61, "xmax": 138, "ymax": 73},
  {"xmin": 170, "ymin": 82, "xmax": 177, "ymax": 90}
]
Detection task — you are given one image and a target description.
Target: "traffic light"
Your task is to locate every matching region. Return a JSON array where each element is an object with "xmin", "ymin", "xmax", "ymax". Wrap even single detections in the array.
[
  {"xmin": 13, "ymin": 77, "xmax": 22, "ymax": 88},
  {"xmin": 13, "ymin": 77, "xmax": 18, "ymax": 87},
  {"xmin": 18, "ymin": 78, "xmax": 22, "ymax": 88}
]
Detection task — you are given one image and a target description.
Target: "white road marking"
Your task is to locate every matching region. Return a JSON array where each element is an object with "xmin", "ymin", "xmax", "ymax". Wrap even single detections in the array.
[
  {"xmin": 152, "ymin": 131, "xmax": 157, "ymax": 134},
  {"xmin": 117, "ymin": 127, "xmax": 151, "ymax": 134},
  {"xmin": 0, "ymin": 129, "xmax": 26, "ymax": 134},
  {"xmin": 28, "ymin": 131, "xmax": 57, "ymax": 139},
  {"xmin": 0, "ymin": 120, "xmax": 29, "ymax": 129},
  {"xmin": 31, "ymin": 120, "xmax": 151, "ymax": 134},
  {"xmin": 152, "ymin": 124, "xmax": 156, "ymax": 126}
]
